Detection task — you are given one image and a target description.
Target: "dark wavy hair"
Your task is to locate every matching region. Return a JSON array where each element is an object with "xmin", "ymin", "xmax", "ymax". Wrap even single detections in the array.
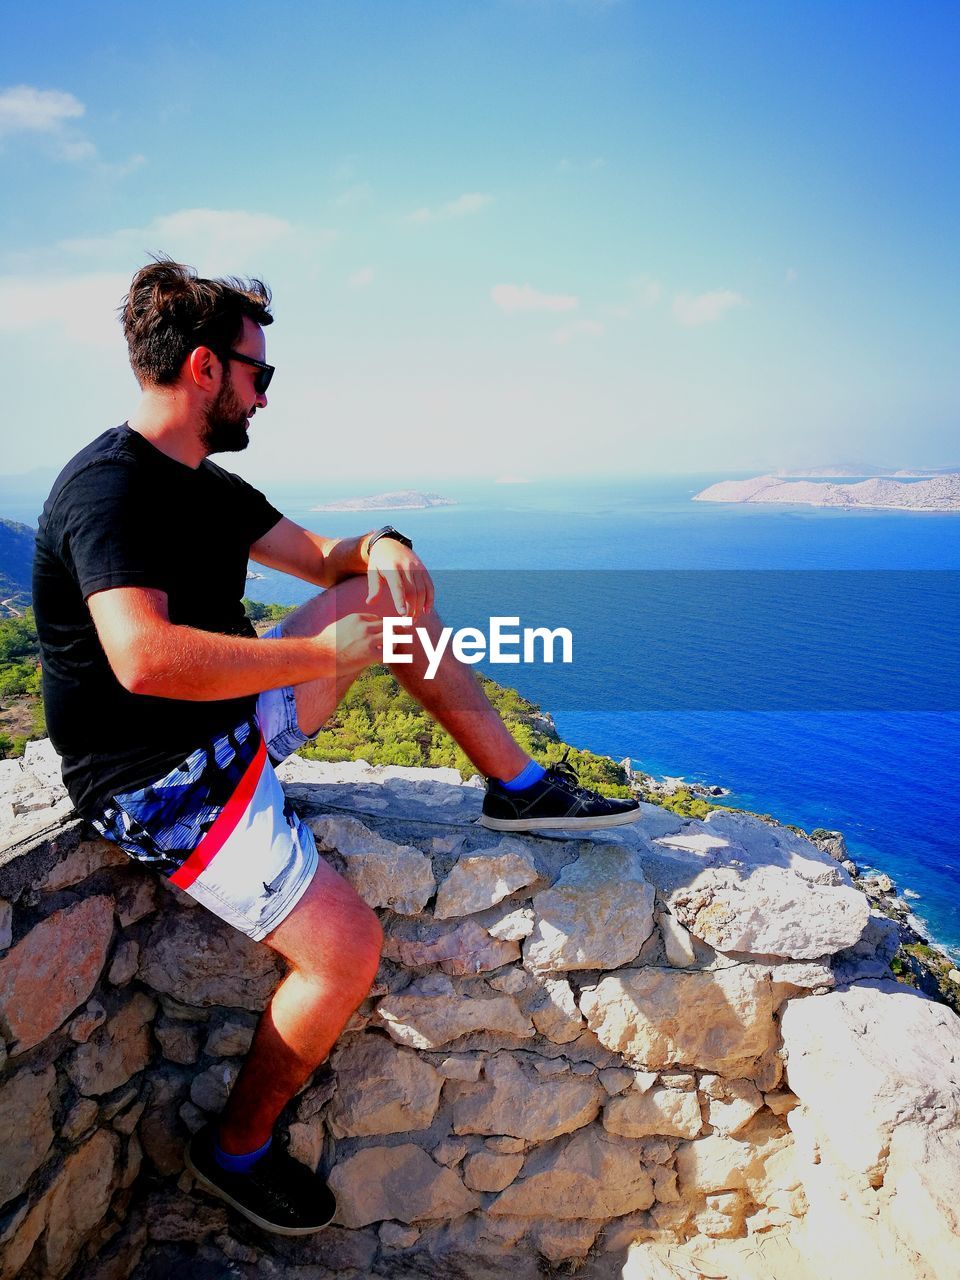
[{"xmin": 120, "ymin": 256, "xmax": 273, "ymax": 386}]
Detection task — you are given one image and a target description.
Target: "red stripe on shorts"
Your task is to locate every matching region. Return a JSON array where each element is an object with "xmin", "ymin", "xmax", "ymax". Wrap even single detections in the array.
[{"xmin": 169, "ymin": 734, "xmax": 268, "ymax": 890}]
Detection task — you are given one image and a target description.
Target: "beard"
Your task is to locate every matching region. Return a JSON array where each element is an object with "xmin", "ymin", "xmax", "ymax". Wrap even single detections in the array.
[{"xmin": 200, "ymin": 382, "xmax": 253, "ymax": 454}]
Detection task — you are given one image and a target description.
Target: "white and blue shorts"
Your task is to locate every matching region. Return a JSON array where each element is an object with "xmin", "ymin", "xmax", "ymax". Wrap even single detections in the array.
[{"xmin": 91, "ymin": 623, "xmax": 319, "ymax": 941}]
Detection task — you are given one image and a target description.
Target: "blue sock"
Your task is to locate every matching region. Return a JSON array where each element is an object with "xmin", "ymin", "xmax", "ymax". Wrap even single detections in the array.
[
  {"xmin": 500, "ymin": 759, "xmax": 546, "ymax": 791},
  {"xmin": 214, "ymin": 1134, "xmax": 272, "ymax": 1173}
]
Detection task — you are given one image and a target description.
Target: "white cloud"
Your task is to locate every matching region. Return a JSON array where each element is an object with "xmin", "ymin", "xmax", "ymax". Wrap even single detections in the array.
[
  {"xmin": 0, "ymin": 272, "xmax": 129, "ymax": 345},
  {"xmin": 672, "ymin": 289, "xmax": 746, "ymax": 327},
  {"xmin": 58, "ymin": 209, "xmax": 327, "ymax": 275},
  {"xmin": 335, "ymin": 182, "xmax": 373, "ymax": 207},
  {"xmin": 406, "ymin": 192, "xmax": 492, "ymax": 225},
  {"xmin": 491, "ymin": 283, "xmax": 579, "ymax": 313},
  {"xmin": 0, "ymin": 85, "xmax": 84, "ymax": 136},
  {"xmin": 785, "ymin": 266, "xmax": 798, "ymax": 284},
  {"xmin": 348, "ymin": 265, "xmax": 375, "ymax": 289},
  {"xmin": 0, "ymin": 84, "xmax": 144, "ymax": 173},
  {"xmin": 553, "ymin": 319, "xmax": 605, "ymax": 345},
  {"xmin": 633, "ymin": 276, "xmax": 662, "ymax": 307}
]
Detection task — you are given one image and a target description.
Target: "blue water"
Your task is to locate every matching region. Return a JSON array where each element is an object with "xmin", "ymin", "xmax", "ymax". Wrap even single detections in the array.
[{"xmin": 244, "ymin": 475, "xmax": 960, "ymax": 961}]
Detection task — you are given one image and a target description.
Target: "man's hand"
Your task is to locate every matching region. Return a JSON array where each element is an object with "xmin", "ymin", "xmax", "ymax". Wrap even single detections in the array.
[
  {"xmin": 366, "ymin": 540, "xmax": 435, "ymax": 619},
  {"xmin": 317, "ymin": 611, "xmax": 385, "ymax": 674}
]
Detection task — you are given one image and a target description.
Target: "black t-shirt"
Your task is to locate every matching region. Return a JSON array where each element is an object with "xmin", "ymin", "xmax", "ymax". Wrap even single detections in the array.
[{"xmin": 32, "ymin": 424, "xmax": 283, "ymax": 816}]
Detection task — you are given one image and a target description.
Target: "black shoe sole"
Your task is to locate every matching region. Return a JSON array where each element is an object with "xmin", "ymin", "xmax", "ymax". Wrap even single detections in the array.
[
  {"xmin": 185, "ymin": 1146, "xmax": 336, "ymax": 1236},
  {"xmin": 479, "ymin": 807, "xmax": 642, "ymax": 831}
]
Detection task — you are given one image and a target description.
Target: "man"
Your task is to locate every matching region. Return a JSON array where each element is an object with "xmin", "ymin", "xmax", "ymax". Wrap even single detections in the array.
[{"xmin": 32, "ymin": 259, "xmax": 640, "ymax": 1235}]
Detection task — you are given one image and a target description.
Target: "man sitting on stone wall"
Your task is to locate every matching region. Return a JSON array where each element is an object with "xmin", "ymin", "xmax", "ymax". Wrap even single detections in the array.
[{"xmin": 31, "ymin": 259, "xmax": 640, "ymax": 1236}]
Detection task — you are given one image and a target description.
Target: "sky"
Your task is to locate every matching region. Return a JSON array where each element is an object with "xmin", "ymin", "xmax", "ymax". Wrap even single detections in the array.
[{"xmin": 2, "ymin": 0, "xmax": 958, "ymax": 486}]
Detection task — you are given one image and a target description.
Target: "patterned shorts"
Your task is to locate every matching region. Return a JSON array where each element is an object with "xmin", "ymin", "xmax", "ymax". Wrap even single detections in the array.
[{"xmin": 91, "ymin": 624, "xmax": 319, "ymax": 941}]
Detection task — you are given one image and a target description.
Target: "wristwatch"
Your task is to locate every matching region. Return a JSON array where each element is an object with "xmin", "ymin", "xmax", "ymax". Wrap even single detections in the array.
[{"xmin": 367, "ymin": 525, "xmax": 414, "ymax": 553}]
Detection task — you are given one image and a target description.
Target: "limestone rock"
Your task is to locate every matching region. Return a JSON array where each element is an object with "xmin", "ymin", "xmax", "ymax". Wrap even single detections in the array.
[
  {"xmin": 451, "ymin": 1052, "xmax": 603, "ymax": 1141},
  {"xmin": 432, "ymin": 1139, "xmax": 468, "ymax": 1167},
  {"xmin": 657, "ymin": 909, "xmax": 697, "ymax": 967},
  {"xmin": 107, "ymin": 940, "xmax": 139, "ymax": 986},
  {"xmin": 699, "ymin": 810, "xmax": 850, "ymax": 885},
  {"xmin": 486, "ymin": 967, "xmax": 530, "ymax": 995},
  {"xmin": 490, "ymin": 1128, "xmax": 657, "ymax": 1219},
  {"xmin": 603, "ymin": 1086, "xmax": 703, "ymax": 1139},
  {"xmin": 204, "ymin": 1017, "xmax": 256, "ymax": 1058},
  {"xmin": 379, "ymin": 1221, "xmax": 421, "ymax": 1249},
  {"xmin": 286, "ymin": 1121, "xmax": 323, "ymax": 1172},
  {"xmin": 439, "ymin": 1054, "xmax": 483, "ymax": 1081},
  {"xmin": 376, "ymin": 975, "xmax": 534, "ymax": 1049},
  {"xmin": 830, "ymin": 911, "xmax": 901, "ymax": 984},
  {"xmin": 42, "ymin": 1129, "xmax": 118, "ymax": 1279},
  {"xmin": 580, "ymin": 965, "xmax": 793, "ymax": 1078},
  {"xmin": 702, "ymin": 1077, "xmax": 765, "ymax": 1136},
  {"xmin": 532, "ymin": 1218, "xmax": 602, "ymax": 1263},
  {"xmin": 68, "ymin": 998, "xmax": 107, "ymax": 1043},
  {"xmin": 599, "ymin": 1068, "xmax": 635, "ymax": 1096},
  {"xmin": 0, "ymin": 895, "xmax": 114, "ymax": 1054},
  {"xmin": 675, "ymin": 1112, "xmax": 794, "ymax": 1199},
  {"xmin": 524, "ymin": 846, "xmax": 655, "ymax": 972},
  {"xmin": 41, "ymin": 838, "xmax": 127, "ymax": 891},
  {"xmin": 486, "ymin": 907, "xmax": 535, "ymax": 941},
  {"xmin": 668, "ymin": 865, "xmax": 869, "ymax": 960},
  {"xmin": 485, "ymin": 1135, "xmax": 526, "ymax": 1154},
  {"xmin": 62, "ymin": 1097, "xmax": 99, "ymax": 1142},
  {"xmin": 143, "ymin": 1187, "xmax": 229, "ymax": 1242},
  {"xmin": 383, "ymin": 917, "xmax": 520, "ymax": 976},
  {"xmin": 434, "ymin": 840, "xmax": 539, "ymax": 918},
  {"xmin": 329, "ymin": 1144, "xmax": 481, "ymax": 1228},
  {"xmin": 0, "ymin": 1064, "xmax": 55, "ymax": 1208},
  {"xmin": 66, "ymin": 993, "xmax": 155, "ymax": 1095},
  {"xmin": 328, "ymin": 1034, "xmax": 443, "ymax": 1137},
  {"xmin": 156, "ymin": 1023, "xmax": 201, "ymax": 1065},
  {"xmin": 528, "ymin": 975, "xmax": 584, "ymax": 1044},
  {"xmin": 462, "ymin": 1150, "xmax": 524, "ymax": 1192},
  {"xmin": 190, "ymin": 1060, "xmax": 241, "ymax": 1113},
  {"xmin": 310, "ymin": 814, "xmax": 435, "ymax": 914},
  {"xmin": 0, "ymin": 900, "xmax": 12, "ymax": 952},
  {"xmin": 138, "ymin": 909, "xmax": 283, "ymax": 1009},
  {"xmin": 115, "ymin": 875, "xmax": 159, "ymax": 926},
  {"xmin": 810, "ymin": 830, "xmax": 848, "ymax": 862},
  {"xmin": 693, "ymin": 1190, "xmax": 748, "ymax": 1239},
  {"xmin": 780, "ymin": 979, "xmax": 960, "ymax": 1227},
  {"xmin": 133, "ymin": 1068, "xmax": 191, "ymax": 1176}
]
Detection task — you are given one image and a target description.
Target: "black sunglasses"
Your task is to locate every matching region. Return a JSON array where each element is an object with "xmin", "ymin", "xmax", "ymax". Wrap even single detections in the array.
[{"xmin": 221, "ymin": 349, "xmax": 275, "ymax": 395}]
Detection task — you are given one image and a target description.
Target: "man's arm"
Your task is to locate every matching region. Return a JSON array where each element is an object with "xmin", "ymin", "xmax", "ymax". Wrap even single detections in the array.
[
  {"xmin": 87, "ymin": 586, "xmax": 382, "ymax": 701},
  {"xmin": 250, "ymin": 517, "xmax": 435, "ymax": 617},
  {"xmin": 249, "ymin": 517, "xmax": 375, "ymax": 588}
]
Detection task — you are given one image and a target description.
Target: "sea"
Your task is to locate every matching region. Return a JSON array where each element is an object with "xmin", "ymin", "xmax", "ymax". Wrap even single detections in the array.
[
  {"xmin": 5, "ymin": 471, "xmax": 959, "ymax": 960},
  {"xmin": 245, "ymin": 474, "xmax": 960, "ymax": 963}
]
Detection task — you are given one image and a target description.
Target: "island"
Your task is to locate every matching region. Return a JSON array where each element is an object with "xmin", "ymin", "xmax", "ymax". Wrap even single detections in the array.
[
  {"xmin": 311, "ymin": 489, "xmax": 458, "ymax": 512},
  {"xmin": 693, "ymin": 473, "xmax": 960, "ymax": 512}
]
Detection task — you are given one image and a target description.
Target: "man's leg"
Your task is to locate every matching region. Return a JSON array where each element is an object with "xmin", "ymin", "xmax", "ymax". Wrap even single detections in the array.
[
  {"xmin": 213, "ymin": 573, "xmax": 635, "ymax": 1161},
  {"xmin": 275, "ymin": 574, "xmax": 530, "ymax": 780},
  {"xmin": 216, "ymin": 855, "xmax": 382, "ymax": 1154}
]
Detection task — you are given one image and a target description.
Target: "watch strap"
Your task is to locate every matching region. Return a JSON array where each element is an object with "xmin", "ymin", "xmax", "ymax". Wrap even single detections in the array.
[{"xmin": 368, "ymin": 525, "xmax": 414, "ymax": 553}]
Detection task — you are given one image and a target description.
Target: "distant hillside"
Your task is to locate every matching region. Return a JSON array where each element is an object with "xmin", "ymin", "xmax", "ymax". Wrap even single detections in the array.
[
  {"xmin": 694, "ymin": 474, "xmax": 960, "ymax": 512},
  {"xmin": 311, "ymin": 490, "xmax": 458, "ymax": 512},
  {"xmin": 0, "ymin": 518, "xmax": 35, "ymax": 608}
]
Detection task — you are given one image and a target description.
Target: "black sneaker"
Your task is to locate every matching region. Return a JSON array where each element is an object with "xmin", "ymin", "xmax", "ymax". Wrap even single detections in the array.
[
  {"xmin": 481, "ymin": 753, "xmax": 642, "ymax": 832},
  {"xmin": 185, "ymin": 1125, "xmax": 336, "ymax": 1236}
]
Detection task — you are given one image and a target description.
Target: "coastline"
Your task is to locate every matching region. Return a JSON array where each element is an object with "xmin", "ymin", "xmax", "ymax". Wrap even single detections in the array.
[
  {"xmin": 693, "ymin": 472, "xmax": 960, "ymax": 513},
  {"xmin": 626, "ymin": 759, "xmax": 960, "ymax": 1013}
]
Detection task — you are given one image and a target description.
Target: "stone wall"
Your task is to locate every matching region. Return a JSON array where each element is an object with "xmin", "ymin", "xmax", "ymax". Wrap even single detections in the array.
[{"xmin": 1, "ymin": 745, "xmax": 958, "ymax": 1280}]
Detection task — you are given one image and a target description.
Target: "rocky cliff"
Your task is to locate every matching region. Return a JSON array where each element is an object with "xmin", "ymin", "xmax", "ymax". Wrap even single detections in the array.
[
  {"xmin": 0, "ymin": 744, "xmax": 958, "ymax": 1279},
  {"xmin": 693, "ymin": 473, "xmax": 960, "ymax": 511}
]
